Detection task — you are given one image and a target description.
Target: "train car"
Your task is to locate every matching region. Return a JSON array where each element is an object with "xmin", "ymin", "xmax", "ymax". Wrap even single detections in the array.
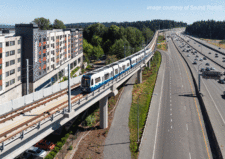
[
  {"xmin": 111, "ymin": 64, "xmax": 120, "ymax": 79},
  {"xmin": 102, "ymin": 67, "xmax": 113, "ymax": 84},
  {"xmin": 130, "ymin": 56, "xmax": 138, "ymax": 67},
  {"xmin": 118, "ymin": 60, "xmax": 131, "ymax": 75}
]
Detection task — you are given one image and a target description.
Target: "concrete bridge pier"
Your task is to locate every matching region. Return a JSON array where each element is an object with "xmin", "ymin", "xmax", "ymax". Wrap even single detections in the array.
[
  {"xmin": 100, "ymin": 96, "xmax": 108, "ymax": 129},
  {"xmin": 147, "ymin": 60, "xmax": 151, "ymax": 69},
  {"xmin": 137, "ymin": 66, "xmax": 142, "ymax": 84}
]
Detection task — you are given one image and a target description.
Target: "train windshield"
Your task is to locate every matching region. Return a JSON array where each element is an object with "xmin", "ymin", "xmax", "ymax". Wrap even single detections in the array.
[{"xmin": 82, "ymin": 77, "xmax": 90, "ymax": 87}]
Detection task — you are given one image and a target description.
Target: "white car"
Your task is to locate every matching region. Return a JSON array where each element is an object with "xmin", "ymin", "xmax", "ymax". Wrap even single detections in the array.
[
  {"xmin": 25, "ymin": 146, "xmax": 47, "ymax": 158},
  {"xmin": 187, "ymin": 54, "xmax": 190, "ymax": 57}
]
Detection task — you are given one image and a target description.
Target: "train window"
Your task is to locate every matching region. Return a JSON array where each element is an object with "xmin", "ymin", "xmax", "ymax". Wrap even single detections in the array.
[
  {"xmin": 127, "ymin": 63, "xmax": 129, "ymax": 67},
  {"xmin": 105, "ymin": 73, "xmax": 109, "ymax": 80},
  {"xmin": 115, "ymin": 69, "xmax": 118, "ymax": 74},
  {"xmin": 122, "ymin": 65, "xmax": 125, "ymax": 70},
  {"xmin": 91, "ymin": 79, "xmax": 93, "ymax": 85},
  {"xmin": 95, "ymin": 77, "xmax": 101, "ymax": 84},
  {"xmin": 111, "ymin": 71, "xmax": 113, "ymax": 77},
  {"xmin": 132, "ymin": 60, "xmax": 135, "ymax": 64},
  {"xmin": 102, "ymin": 77, "xmax": 104, "ymax": 81}
]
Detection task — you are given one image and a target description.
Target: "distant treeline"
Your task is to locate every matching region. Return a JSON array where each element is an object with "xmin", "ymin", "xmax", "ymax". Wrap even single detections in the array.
[
  {"xmin": 185, "ymin": 20, "xmax": 225, "ymax": 39},
  {"xmin": 66, "ymin": 19, "xmax": 187, "ymax": 32}
]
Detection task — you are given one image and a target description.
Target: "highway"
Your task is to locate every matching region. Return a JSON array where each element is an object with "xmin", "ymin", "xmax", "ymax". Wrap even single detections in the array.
[
  {"xmin": 172, "ymin": 32, "xmax": 225, "ymax": 157},
  {"xmin": 140, "ymin": 31, "xmax": 211, "ymax": 159}
]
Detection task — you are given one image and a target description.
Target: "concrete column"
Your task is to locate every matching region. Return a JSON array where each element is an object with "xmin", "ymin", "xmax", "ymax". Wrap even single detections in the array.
[
  {"xmin": 100, "ymin": 96, "xmax": 108, "ymax": 129},
  {"xmin": 137, "ymin": 67, "xmax": 142, "ymax": 84},
  {"xmin": 148, "ymin": 60, "xmax": 151, "ymax": 69}
]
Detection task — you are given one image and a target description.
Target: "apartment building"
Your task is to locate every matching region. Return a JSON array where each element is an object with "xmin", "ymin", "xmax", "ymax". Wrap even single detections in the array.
[
  {"xmin": 0, "ymin": 31, "xmax": 22, "ymax": 103},
  {"xmin": 15, "ymin": 24, "xmax": 83, "ymax": 95}
]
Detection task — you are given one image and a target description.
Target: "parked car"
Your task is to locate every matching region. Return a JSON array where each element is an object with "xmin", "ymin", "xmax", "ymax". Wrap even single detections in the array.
[
  {"xmin": 199, "ymin": 58, "xmax": 203, "ymax": 61},
  {"xmin": 222, "ymin": 57, "xmax": 225, "ymax": 59},
  {"xmin": 35, "ymin": 139, "xmax": 55, "ymax": 150},
  {"xmin": 210, "ymin": 67, "xmax": 215, "ymax": 70},
  {"xmin": 206, "ymin": 63, "xmax": 210, "ymax": 66},
  {"xmin": 203, "ymin": 57, "xmax": 207, "ymax": 60},
  {"xmin": 187, "ymin": 54, "xmax": 190, "ymax": 57},
  {"xmin": 25, "ymin": 146, "xmax": 47, "ymax": 158},
  {"xmin": 196, "ymin": 55, "xmax": 199, "ymax": 57},
  {"xmin": 219, "ymin": 47, "xmax": 221, "ymax": 49},
  {"xmin": 209, "ymin": 52, "xmax": 211, "ymax": 54},
  {"xmin": 215, "ymin": 55, "xmax": 218, "ymax": 58},
  {"xmin": 200, "ymin": 68, "xmax": 205, "ymax": 72},
  {"xmin": 223, "ymin": 60, "xmax": 225, "ymax": 62},
  {"xmin": 206, "ymin": 67, "xmax": 210, "ymax": 71},
  {"xmin": 193, "ymin": 61, "xmax": 197, "ymax": 64},
  {"xmin": 219, "ymin": 79, "xmax": 225, "ymax": 84}
]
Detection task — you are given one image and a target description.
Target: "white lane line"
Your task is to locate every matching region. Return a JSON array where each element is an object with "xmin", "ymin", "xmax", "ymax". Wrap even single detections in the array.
[
  {"xmin": 170, "ymin": 113, "xmax": 172, "ymax": 116},
  {"xmin": 189, "ymin": 152, "xmax": 191, "ymax": 159},
  {"xmin": 152, "ymin": 59, "xmax": 166, "ymax": 159},
  {"xmin": 171, "ymin": 119, "xmax": 172, "ymax": 122},
  {"xmin": 170, "ymin": 100, "xmax": 172, "ymax": 102},
  {"xmin": 170, "ymin": 96, "xmax": 171, "ymax": 99},
  {"xmin": 186, "ymin": 124, "xmax": 188, "ymax": 130},
  {"xmin": 170, "ymin": 108, "xmax": 172, "ymax": 111},
  {"xmin": 182, "ymin": 85, "xmax": 183, "ymax": 87},
  {"xmin": 171, "ymin": 126, "xmax": 173, "ymax": 129}
]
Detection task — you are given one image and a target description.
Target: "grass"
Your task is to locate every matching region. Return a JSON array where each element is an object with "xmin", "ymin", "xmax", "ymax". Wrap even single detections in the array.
[
  {"xmin": 201, "ymin": 38, "xmax": 225, "ymax": 49},
  {"xmin": 129, "ymin": 51, "xmax": 162, "ymax": 159},
  {"xmin": 157, "ymin": 35, "xmax": 167, "ymax": 51},
  {"xmin": 157, "ymin": 35, "xmax": 165, "ymax": 43}
]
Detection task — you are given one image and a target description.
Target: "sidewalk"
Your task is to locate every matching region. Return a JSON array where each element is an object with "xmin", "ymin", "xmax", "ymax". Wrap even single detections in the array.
[{"xmin": 103, "ymin": 74, "xmax": 137, "ymax": 159}]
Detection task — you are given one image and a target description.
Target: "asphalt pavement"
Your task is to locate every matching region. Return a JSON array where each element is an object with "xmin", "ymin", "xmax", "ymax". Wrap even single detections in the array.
[
  {"xmin": 103, "ymin": 73, "xmax": 137, "ymax": 159},
  {"xmin": 139, "ymin": 34, "xmax": 211, "ymax": 159}
]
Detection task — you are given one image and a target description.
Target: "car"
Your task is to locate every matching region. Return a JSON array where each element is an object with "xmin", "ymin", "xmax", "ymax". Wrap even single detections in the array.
[
  {"xmin": 187, "ymin": 54, "xmax": 190, "ymax": 57},
  {"xmin": 199, "ymin": 58, "xmax": 203, "ymax": 61},
  {"xmin": 219, "ymin": 79, "xmax": 225, "ymax": 84},
  {"xmin": 209, "ymin": 52, "xmax": 211, "ymax": 54},
  {"xmin": 219, "ymin": 47, "xmax": 221, "ymax": 49},
  {"xmin": 223, "ymin": 57, "xmax": 225, "ymax": 59},
  {"xmin": 203, "ymin": 57, "xmax": 207, "ymax": 60},
  {"xmin": 200, "ymin": 68, "xmax": 205, "ymax": 72},
  {"xmin": 215, "ymin": 53, "xmax": 218, "ymax": 55},
  {"xmin": 195, "ymin": 58, "xmax": 198, "ymax": 61},
  {"xmin": 206, "ymin": 67, "xmax": 210, "ymax": 71},
  {"xmin": 35, "ymin": 139, "xmax": 55, "ymax": 150},
  {"xmin": 195, "ymin": 51, "xmax": 197, "ymax": 53},
  {"xmin": 215, "ymin": 55, "xmax": 218, "ymax": 58},
  {"xmin": 223, "ymin": 60, "xmax": 225, "ymax": 62},
  {"xmin": 206, "ymin": 63, "xmax": 210, "ymax": 66},
  {"xmin": 211, "ymin": 67, "xmax": 215, "ymax": 70},
  {"xmin": 196, "ymin": 55, "xmax": 199, "ymax": 57},
  {"xmin": 224, "ymin": 71, "xmax": 225, "ymax": 75},
  {"xmin": 193, "ymin": 61, "xmax": 197, "ymax": 64},
  {"xmin": 25, "ymin": 146, "xmax": 47, "ymax": 158}
]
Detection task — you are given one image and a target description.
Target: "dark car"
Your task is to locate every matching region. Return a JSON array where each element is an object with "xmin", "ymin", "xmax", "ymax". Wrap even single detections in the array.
[
  {"xmin": 193, "ymin": 61, "xmax": 197, "ymax": 64},
  {"xmin": 200, "ymin": 68, "xmax": 205, "ymax": 72},
  {"xmin": 203, "ymin": 57, "xmax": 207, "ymax": 60},
  {"xmin": 206, "ymin": 63, "xmax": 210, "ymax": 66},
  {"xmin": 219, "ymin": 79, "xmax": 225, "ymax": 84},
  {"xmin": 206, "ymin": 67, "xmax": 210, "ymax": 71}
]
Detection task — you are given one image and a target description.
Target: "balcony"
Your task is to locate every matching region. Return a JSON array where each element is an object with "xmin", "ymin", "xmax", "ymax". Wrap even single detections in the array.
[
  {"xmin": 0, "ymin": 48, "xmax": 2, "ymax": 53},
  {"xmin": 0, "ymin": 69, "xmax": 2, "ymax": 74},
  {"xmin": 39, "ymin": 67, "xmax": 41, "ymax": 70},
  {"xmin": 39, "ymin": 42, "xmax": 41, "ymax": 47},
  {"xmin": 43, "ymin": 64, "xmax": 46, "ymax": 69},
  {"xmin": 39, "ymin": 51, "xmax": 41, "ymax": 55},
  {"xmin": 39, "ymin": 59, "xmax": 41, "ymax": 63},
  {"xmin": 0, "ymin": 58, "xmax": 2, "ymax": 64},
  {"xmin": 43, "ymin": 57, "xmax": 46, "ymax": 61},
  {"xmin": 43, "ymin": 49, "xmax": 46, "ymax": 53}
]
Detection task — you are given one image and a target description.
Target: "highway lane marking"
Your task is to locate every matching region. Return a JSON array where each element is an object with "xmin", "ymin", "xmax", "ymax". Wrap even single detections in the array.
[
  {"xmin": 186, "ymin": 124, "xmax": 188, "ymax": 130},
  {"xmin": 174, "ymin": 41, "xmax": 211, "ymax": 159},
  {"xmin": 189, "ymin": 152, "xmax": 191, "ymax": 159},
  {"xmin": 170, "ymin": 113, "xmax": 172, "ymax": 116},
  {"xmin": 152, "ymin": 53, "xmax": 166, "ymax": 159},
  {"xmin": 170, "ymin": 100, "xmax": 172, "ymax": 102},
  {"xmin": 171, "ymin": 119, "xmax": 172, "ymax": 122},
  {"xmin": 171, "ymin": 126, "xmax": 172, "ymax": 129}
]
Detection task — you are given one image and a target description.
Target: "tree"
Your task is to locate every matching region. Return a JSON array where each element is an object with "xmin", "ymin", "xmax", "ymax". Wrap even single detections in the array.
[
  {"xmin": 105, "ymin": 55, "xmax": 118, "ymax": 64},
  {"xmin": 91, "ymin": 35, "xmax": 102, "ymax": 46},
  {"xmin": 142, "ymin": 27, "xmax": 154, "ymax": 43},
  {"xmin": 32, "ymin": 17, "xmax": 50, "ymax": 30},
  {"xmin": 92, "ymin": 45, "xmax": 104, "ymax": 60},
  {"xmin": 83, "ymin": 39, "xmax": 93, "ymax": 58},
  {"xmin": 109, "ymin": 39, "xmax": 130, "ymax": 59},
  {"xmin": 53, "ymin": 19, "xmax": 66, "ymax": 29}
]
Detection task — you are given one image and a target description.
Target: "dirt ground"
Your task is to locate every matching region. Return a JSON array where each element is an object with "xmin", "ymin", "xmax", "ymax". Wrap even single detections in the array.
[{"xmin": 72, "ymin": 87, "xmax": 124, "ymax": 159}]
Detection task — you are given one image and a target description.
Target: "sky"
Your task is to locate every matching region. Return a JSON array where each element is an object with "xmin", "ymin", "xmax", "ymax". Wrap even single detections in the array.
[{"xmin": 0, "ymin": 0, "xmax": 224, "ymax": 25}]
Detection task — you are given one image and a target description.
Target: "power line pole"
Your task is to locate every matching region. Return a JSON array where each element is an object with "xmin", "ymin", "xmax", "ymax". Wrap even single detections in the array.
[
  {"xmin": 26, "ymin": 59, "xmax": 29, "ymax": 95},
  {"xmin": 68, "ymin": 64, "xmax": 71, "ymax": 112}
]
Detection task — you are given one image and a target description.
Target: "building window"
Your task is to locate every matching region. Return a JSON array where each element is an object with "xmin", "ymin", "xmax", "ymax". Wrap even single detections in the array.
[
  {"xmin": 39, "ymin": 46, "xmax": 41, "ymax": 51},
  {"xmin": 0, "ymin": 43, "xmax": 2, "ymax": 48},
  {"xmin": 78, "ymin": 58, "xmax": 81, "ymax": 63},
  {"xmin": 47, "ymin": 66, "xmax": 49, "ymax": 70},
  {"xmin": 10, "ymin": 60, "xmax": 15, "ymax": 65},
  {"xmin": 39, "ymin": 72, "xmax": 41, "ymax": 75},
  {"xmin": 43, "ymin": 37, "xmax": 46, "ymax": 41},
  {"xmin": 0, "ymin": 53, "xmax": 1, "ymax": 58},
  {"xmin": 18, "ymin": 76, "xmax": 21, "ymax": 81},
  {"xmin": 6, "ymin": 82, "xmax": 9, "ymax": 87},
  {"xmin": 18, "ymin": 67, "xmax": 21, "ymax": 72},
  {"xmin": 10, "ymin": 69, "xmax": 15, "ymax": 75},
  {"xmin": 6, "ymin": 42, "xmax": 9, "ymax": 47},
  {"xmin": 10, "ymin": 79, "xmax": 15, "ymax": 85},
  {"xmin": 43, "ymin": 53, "xmax": 46, "ymax": 57},
  {"xmin": 6, "ymin": 71, "xmax": 9, "ymax": 77},
  {"xmin": 18, "ymin": 39, "xmax": 21, "ymax": 44},
  {"xmin": 18, "ymin": 58, "xmax": 21, "ymax": 63},
  {"xmin": 39, "ymin": 38, "xmax": 41, "ymax": 42},
  {"xmin": 43, "ymin": 45, "xmax": 46, "ymax": 49},
  {"xmin": 18, "ymin": 49, "xmax": 21, "ymax": 54},
  {"xmin": 0, "ymin": 74, "xmax": 2, "ymax": 80},
  {"xmin": 10, "ymin": 50, "xmax": 15, "ymax": 55},
  {"xmin": 0, "ymin": 85, "xmax": 2, "ymax": 91},
  {"xmin": 10, "ymin": 41, "xmax": 15, "ymax": 46},
  {"xmin": 6, "ymin": 62, "xmax": 9, "ymax": 67},
  {"xmin": 39, "ymin": 55, "xmax": 41, "ymax": 59}
]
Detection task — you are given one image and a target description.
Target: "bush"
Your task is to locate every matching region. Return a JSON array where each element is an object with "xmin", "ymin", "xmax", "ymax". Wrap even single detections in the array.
[
  {"xmin": 68, "ymin": 145, "xmax": 73, "ymax": 150},
  {"xmin": 85, "ymin": 114, "xmax": 95, "ymax": 127},
  {"xmin": 49, "ymin": 151, "xmax": 56, "ymax": 157},
  {"xmin": 56, "ymin": 141, "xmax": 63, "ymax": 149},
  {"xmin": 53, "ymin": 146, "xmax": 60, "ymax": 153},
  {"xmin": 44, "ymin": 155, "xmax": 54, "ymax": 159},
  {"xmin": 61, "ymin": 137, "xmax": 67, "ymax": 144},
  {"xmin": 86, "ymin": 65, "xmax": 92, "ymax": 69},
  {"xmin": 65, "ymin": 133, "xmax": 70, "ymax": 138}
]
